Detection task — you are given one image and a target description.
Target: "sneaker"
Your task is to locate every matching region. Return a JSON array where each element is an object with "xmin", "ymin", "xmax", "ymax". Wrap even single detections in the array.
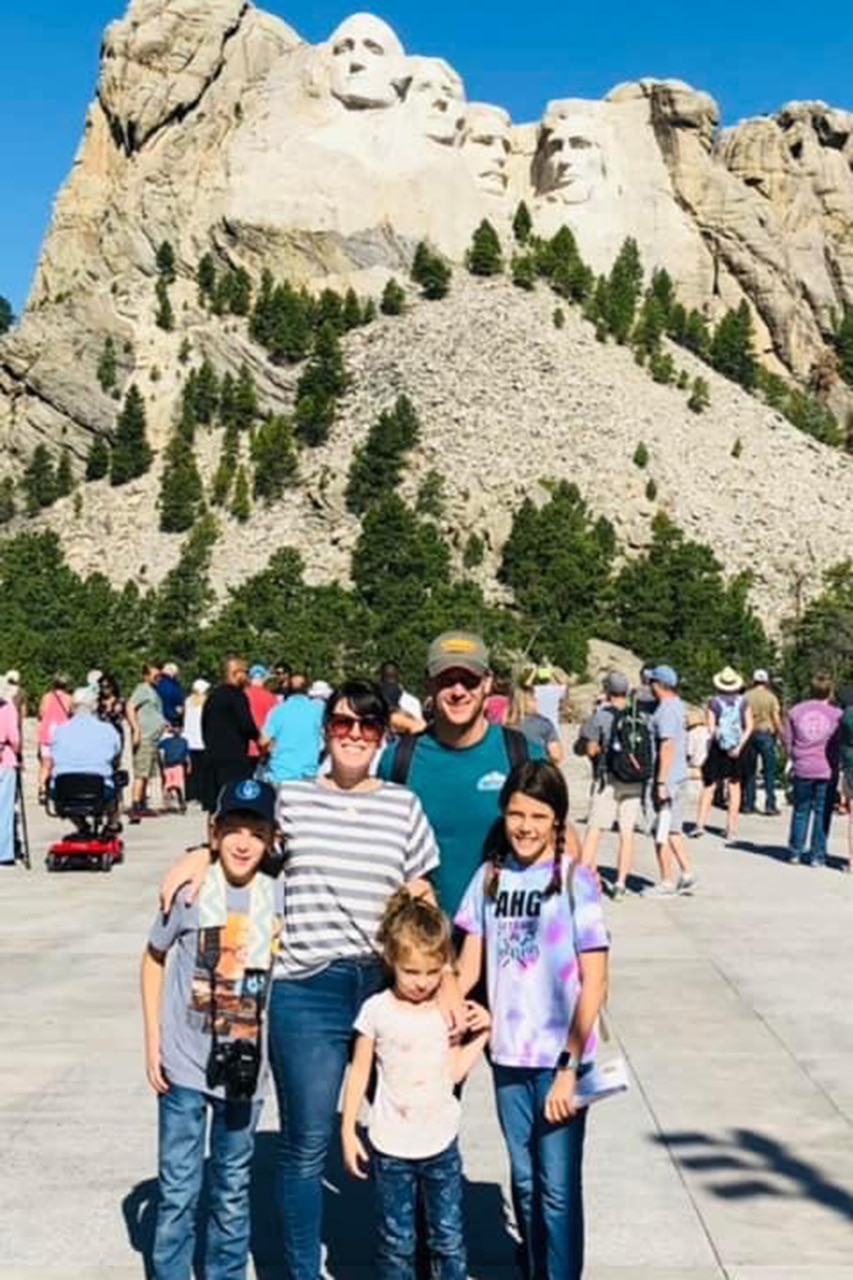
[
  {"xmin": 677, "ymin": 874, "xmax": 698, "ymax": 894},
  {"xmin": 788, "ymin": 852, "xmax": 801, "ymax": 865},
  {"xmin": 611, "ymin": 882, "xmax": 628, "ymax": 901},
  {"xmin": 644, "ymin": 881, "xmax": 678, "ymax": 898},
  {"xmin": 811, "ymin": 858, "xmax": 826, "ymax": 868},
  {"xmin": 688, "ymin": 826, "xmax": 705, "ymax": 840}
]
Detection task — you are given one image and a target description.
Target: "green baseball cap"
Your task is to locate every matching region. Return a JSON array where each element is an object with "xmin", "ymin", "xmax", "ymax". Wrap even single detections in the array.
[{"xmin": 426, "ymin": 631, "xmax": 490, "ymax": 678}]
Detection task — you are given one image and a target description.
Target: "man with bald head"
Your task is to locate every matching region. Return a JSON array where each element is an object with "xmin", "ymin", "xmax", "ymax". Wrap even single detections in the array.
[{"xmin": 200, "ymin": 654, "xmax": 259, "ymax": 818}]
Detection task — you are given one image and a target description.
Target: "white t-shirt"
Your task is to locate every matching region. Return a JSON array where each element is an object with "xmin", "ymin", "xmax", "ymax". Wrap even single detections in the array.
[
  {"xmin": 399, "ymin": 690, "xmax": 423, "ymax": 722},
  {"xmin": 354, "ymin": 989, "xmax": 459, "ymax": 1158},
  {"xmin": 534, "ymin": 682, "xmax": 565, "ymax": 732}
]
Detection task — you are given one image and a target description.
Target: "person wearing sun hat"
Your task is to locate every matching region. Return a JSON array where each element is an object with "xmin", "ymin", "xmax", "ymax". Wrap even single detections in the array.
[{"xmin": 693, "ymin": 666, "xmax": 754, "ymax": 843}]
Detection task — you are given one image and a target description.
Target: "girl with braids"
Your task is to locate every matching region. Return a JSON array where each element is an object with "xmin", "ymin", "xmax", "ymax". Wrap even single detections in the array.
[
  {"xmin": 341, "ymin": 888, "xmax": 490, "ymax": 1280},
  {"xmin": 456, "ymin": 761, "xmax": 609, "ymax": 1280}
]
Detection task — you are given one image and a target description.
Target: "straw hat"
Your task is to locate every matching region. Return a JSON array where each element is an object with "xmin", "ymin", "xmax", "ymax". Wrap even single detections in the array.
[{"xmin": 712, "ymin": 666, "xmax": 744, "ymax": 693}]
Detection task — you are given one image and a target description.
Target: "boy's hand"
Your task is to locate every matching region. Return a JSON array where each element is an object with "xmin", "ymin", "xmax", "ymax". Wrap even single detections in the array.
[
  {"xmin": 146, "ymin": 1041, "xmax": 169, "ymax": 1094},
  {"xmin": 160, "ymin": 845, "xmax": 211, "ymax": 911},
  {"xmin": 341, "ymin": 1127, "xmax": 370, "ymax": 1180},
  {"xmin": 464, "ymin": 1001, "xmax": 491, "ymax": 1035}
]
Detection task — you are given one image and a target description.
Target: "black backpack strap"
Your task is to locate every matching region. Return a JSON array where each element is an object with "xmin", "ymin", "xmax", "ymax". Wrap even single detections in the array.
[
  {"xmin": 389, "ymin": 731, "xmax": 421, "ymax": 786},
  {"xmin": 502, "ymin": 726, "xmax": 530, "ymax": 771}
]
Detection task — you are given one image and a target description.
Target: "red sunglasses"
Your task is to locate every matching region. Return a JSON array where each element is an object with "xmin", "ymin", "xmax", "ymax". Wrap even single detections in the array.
[{"xmin": 327, "ymin": 713, "xmax": 385, "ymax": 744}]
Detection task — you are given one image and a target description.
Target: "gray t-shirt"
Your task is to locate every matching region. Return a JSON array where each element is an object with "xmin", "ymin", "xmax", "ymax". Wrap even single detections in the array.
[
  {"xmin": 148, "ymin": 875, "xmax": 284, "ymax": 1099},
  {"xmin": 131, "ymin": 682, "xmax": 165, "ymax": 740},
  {"xmin": 652, "ymin": 696, "xmax": 689, "ymax": 789},
  {"xmin": 518, "ymin": 712, "xmax": 559, "ymax": 754}
]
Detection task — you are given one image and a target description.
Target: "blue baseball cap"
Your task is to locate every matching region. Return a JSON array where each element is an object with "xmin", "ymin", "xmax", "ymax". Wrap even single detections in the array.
[
  {"xmin": 647, "ymin": 664, "xmax": 678, "ymax": 689},
  {"xmin": 215, "ymin": 778, "xmax": 276, "ymax": 826},
  {"xmin": 248, "ymin": 664, "xmax": 269, "ymax": 680}
]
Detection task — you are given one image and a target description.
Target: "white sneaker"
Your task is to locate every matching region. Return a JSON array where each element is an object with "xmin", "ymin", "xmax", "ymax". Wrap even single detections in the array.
[
  {"xmin": 677, "ymin": 874, "xmax": 698, "ymax": 894},
  {"xmin": 644, "ymin": 881, "xmax": 678, "ymax": 897}
]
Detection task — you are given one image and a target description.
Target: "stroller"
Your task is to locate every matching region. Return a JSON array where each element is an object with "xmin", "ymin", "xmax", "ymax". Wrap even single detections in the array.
[{"xmin": 45, "ymin": 770, "xmax": 128, "ymax": 872}]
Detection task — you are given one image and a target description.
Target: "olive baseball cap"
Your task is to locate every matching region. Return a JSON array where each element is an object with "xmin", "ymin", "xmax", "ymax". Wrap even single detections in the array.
[{"xmin": 426, "ymin": 631, "xmax": 490, "ymax": 678}]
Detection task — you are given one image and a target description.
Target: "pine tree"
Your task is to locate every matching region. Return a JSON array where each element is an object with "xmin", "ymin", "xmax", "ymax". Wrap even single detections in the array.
[
  {"xmin": 688, "ymin": 376, "xmax": 711, "ymax": 414},
  {"xmin": 251, "ymin": 416, "xmax": 299, "ymax": 502},
  {"xmin": 56, "ymin": 448, "xmax": 74, "ymax": 498},
  {"xmin": 178, "ymin": 337, "xmax": 192, "ymax": 365},
  {"xmin": 159, "ymin": 433, "xmax": 204, "ymax": 532},
  {"xmin": 197, "ymin": 253, "xmax": 217, "ymax": 303},
  {"xmin": 709, "ymin": 301, "xmax": 757, "ymax": 390},
  {"xmin": 604, "ymin": 237, "xmax": 643, "ymax": 343},
  {"xmin": 233, "ymin": 363, "xmax": 259, "ymax": 431},
  {"xmin": 649, "ymin": 351, "xmax": 676, "ymax": 385},
  {"xmin": 23, "ymin": 445, "xmax": 58, "ymax": 514},
  {"xmin": 85, "ymin": 435, "xmax": 110, "ymax": 481},
  {"xmin": 156, "ymin": 241, "xmax": 176, "ymax": 284},
  {"xmin": 342, "ymin": 288, "xmax": 362, "ymax": 331},
  {"xmin": 415, "ymin": 469, "xmax": 446, "ymax": 518},
  {"xmin": 0, "ymin": 476, "xmax": 15, "ymax": 524},
  {"xmin": 362, "ymin": 298, "xmax": 377, "ymax": 325},
  {"xmin": 466, "ymin": 220, "xmax": 503, "ymax": 276},
  {"xmin": 219, "ymin": 371, "xmax": 237, "ymax": 429},
  {"xmin": 346, "ymin": 395, "xmax": 421, "ymax": 514},
  {"xmin": 511, "ymin": 254, "xmax": 536, "ymax": 291},
  {"xmin": 316, "ymin": 288, "xmax": 345, "ymax": 333},
  {"xmin": 512, "ymin": 200, "xmax": 533, "ymax": 245},
  {"xmin": 97, "ymin": 336, "xmax": 117, "ymax": 392},
  {"xmin": 230, "ymin": 465, "xmax": 251, "ymax": 523},
  {"xmin": 211, "ymin": 423, "xmax": 240, "ymax": 506},
  {"xmin": 155, "ymin": 277, "xmax": 174, "ymax": 332},
  {"xmin": 411, "ymin": 241, "xmax": 452, "ymax": 300},
  {"xmin": 193, "ymin": 358, "xmax": 220, "ymax": 424},
  {"xmin": 228, "ymin": 267, "xmax": 252, "ymax": 317},
  {"xmin": 294, "ymin": 323, "xmax": 347, "ymax": 446},
  {"xmin": 0, "ymin": 295, "xmax": 13, "ymax": 334},
  {"xmin": 633, "ymin": 442, "xmax": 649, "ymax": 469},
  {"xmin": 110, "ymin": 384, "xmax": 152, "ymax": 486},
  {"xmin": 381, "ymin": 278, "xmax": 406, "ymax": 316}
]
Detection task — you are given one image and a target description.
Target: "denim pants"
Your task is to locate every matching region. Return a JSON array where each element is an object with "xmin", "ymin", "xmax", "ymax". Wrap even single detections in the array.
[
  {"xmin": 493, "ymin": 1066, "xmax": 588, "ymax": 1280},
  {"xmin": 372, "ymin": 1140, "xmax": 467, "ymax": 1280},
  {"xmin": 743, "ymin": 732, "xmax": 777, "ymax": 812},
  {"xmin": 268, "ymin": 958, "xmax": 386, "ymax": 1280},
  {"xmin": 789, "ymin": 776, "xmax": 829, "ymax": 863},
  {"xmin": 0, "ymin": 766, "xmax": 16, "ymax": 863},
  {"xmin": 153, "ymin": 1084, "xmax": 261, "ymax": 1280}
]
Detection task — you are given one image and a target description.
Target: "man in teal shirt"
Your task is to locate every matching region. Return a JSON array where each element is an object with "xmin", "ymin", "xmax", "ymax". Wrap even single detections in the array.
[{"xmin": 379, "ymin": 631, "xmax": 545, "ymax": 914}]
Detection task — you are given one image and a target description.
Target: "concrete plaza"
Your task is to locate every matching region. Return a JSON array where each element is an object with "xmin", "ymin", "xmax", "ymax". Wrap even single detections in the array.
[{"xmin": 1, "ymin": 758, "xmax": 852, "ymax": 1280}]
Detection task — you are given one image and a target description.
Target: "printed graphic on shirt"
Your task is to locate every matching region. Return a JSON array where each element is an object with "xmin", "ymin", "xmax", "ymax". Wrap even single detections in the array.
[
  {"xmin": 493, "ymin": 887, "xmax": 546, "ymax": 969},
  {"xmin": 190, "ymin": 912, "xmax": 281, "ymax": 1042},
  {"xmin": 476, "ymin": 770, "xmax": 507, "ymax": 792}
]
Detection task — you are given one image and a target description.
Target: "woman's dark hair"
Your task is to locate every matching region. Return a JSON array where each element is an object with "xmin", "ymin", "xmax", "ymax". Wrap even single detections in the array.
[
  {"xmin": 811, "ymin": 671, "xmax": 834, "ymax": 701},
  {"xmin": 323, "ymin": 679, "xmax": 390, "ymax": 731},
  {"xmin": 487, "ymin": 761, "xmax": 570, "ymax": 901},
  {"xmin": 98, "ymin": 672, "xmax": 120, "ymax": 699},
  {"xmin": 53, "ymin": 672, "xmax": 72, "ymax": 691}
]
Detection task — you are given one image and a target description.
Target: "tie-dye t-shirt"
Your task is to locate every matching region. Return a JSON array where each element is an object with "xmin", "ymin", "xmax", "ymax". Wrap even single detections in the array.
[{"xmin": 455, "ymin": 858, "xmax": 609, "ymax": 1069}]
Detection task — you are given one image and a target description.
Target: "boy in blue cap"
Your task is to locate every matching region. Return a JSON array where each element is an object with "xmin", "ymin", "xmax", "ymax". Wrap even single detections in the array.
[{"xmin": 141, "ymin": 779, "xmax": 283, "ymax": 1280}]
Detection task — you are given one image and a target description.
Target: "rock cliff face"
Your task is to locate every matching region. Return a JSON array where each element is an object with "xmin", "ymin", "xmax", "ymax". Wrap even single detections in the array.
[{"xmin": 0, "ymin": 1, "xmax": 852, "ymax": 622}]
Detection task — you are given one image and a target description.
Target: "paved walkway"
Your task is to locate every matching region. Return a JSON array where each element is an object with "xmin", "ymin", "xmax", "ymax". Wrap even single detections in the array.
[{"xmin": 2, "ymin": 755, "xmax": 852, "ymax": 1279}]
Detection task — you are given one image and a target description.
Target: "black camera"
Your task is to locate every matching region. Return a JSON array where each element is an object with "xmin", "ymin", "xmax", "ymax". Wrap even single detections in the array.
[{"xmin": 206, "ymin": 1038, "xmax": 261, "ymax": 1100}]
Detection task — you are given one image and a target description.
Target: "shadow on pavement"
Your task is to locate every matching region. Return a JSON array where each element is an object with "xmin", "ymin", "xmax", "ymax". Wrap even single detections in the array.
[
  {"xmin": 123, "ymin": 1132, "xmax": 515, "ymax": 1280},
  {"xmin": 652, "ymin": 1128, "xmax": 853, "ymax": 1222}
]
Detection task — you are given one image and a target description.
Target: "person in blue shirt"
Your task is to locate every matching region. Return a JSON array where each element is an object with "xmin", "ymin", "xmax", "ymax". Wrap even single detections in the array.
[
  {"xmin": 379, "ymin": 631, "xmax": 546, "ymax": 915},
  {"xmin": 157, "ymin": 663, "xmax": 186, "ymax": 728},
  {"xmin": 50, "ymin": 687, "xmax": 122, "ymax": 822},
  {"xmin": 259, "ymin": 678, "xmax": 324, "ymax": 783}
]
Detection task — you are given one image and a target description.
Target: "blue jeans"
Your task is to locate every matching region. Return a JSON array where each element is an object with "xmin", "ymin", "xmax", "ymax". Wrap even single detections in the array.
[
  {"xmin": 153, "ymin": 1084, "xmax": 261, "ymax": 1280},
  {"xmin": 268, "ymin": 958, "xmax": 386, "ymax": 1280},
  {"xmin": 743, "ymin": 732, "xmax": 777, "ymax": 812},
  {"xmin": 493, "ymin": 1066, "xmax": 588, "ymax": 1280},
  {"xmin": 0, "ymin": 767, "xmax": 16, "ymax": 863},
  {"xmin": 372, "ymin": 1140, "xmax": 467, "ymax": 1280},
  {"xmin": 789, "ymin": 777, "xmax": 829, "ymax": 863}
]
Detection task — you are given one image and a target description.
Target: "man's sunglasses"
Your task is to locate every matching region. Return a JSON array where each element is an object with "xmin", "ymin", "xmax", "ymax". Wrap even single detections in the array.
[
  {"xmin": 433, "ymin": 669, "xmax": 485, "ymax": 691},
  {"xmin": 327, "ymin": 713, "xmax": 385, "ymax": 744}
]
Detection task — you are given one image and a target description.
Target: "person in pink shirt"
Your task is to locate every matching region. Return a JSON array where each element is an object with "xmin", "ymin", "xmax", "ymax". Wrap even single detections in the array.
[
  {"xmin": 37, "ymin": 673, "xmax": 73, "ymax": 800},
  {"xmin": 782, "ymin": 671, "xmax": 842, "ymax": 867},
  {"xmin": 245, "ymin": 665, "xmax": 277, "ymax": 759},
  {"xmin": 0, "ymin": 690, "xmax": 22, "ymax": 865}
]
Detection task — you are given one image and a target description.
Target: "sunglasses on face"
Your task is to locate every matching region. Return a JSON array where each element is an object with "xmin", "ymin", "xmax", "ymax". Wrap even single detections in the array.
[
  {"xmin": 434, "ymin": 669, "xmax": 484, "ymax": 692},
  {"xmin": 327, "ymin": 713, "xmax": 385, "ymax": 744}
]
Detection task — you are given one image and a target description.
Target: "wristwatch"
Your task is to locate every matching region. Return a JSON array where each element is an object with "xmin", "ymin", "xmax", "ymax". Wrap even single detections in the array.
[{"xmin": 556, "ymin": 1050, "xmax": 580, "ymax": 1071}]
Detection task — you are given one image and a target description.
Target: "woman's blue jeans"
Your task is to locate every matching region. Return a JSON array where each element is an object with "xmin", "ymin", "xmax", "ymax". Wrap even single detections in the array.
[
  {"xmin": 268, "ymin": 958, "xmax": 385, "ymax": 1280},
  {"xmin": 493, "ymin": 1066, "xmax": 588, "ymax": 1280},
  {"xmin": 789, "ymin": 776, "xmax": 829, "ymax": 863},
  {"xmin": 153, "ymin": 1084, "xmax": 261, "ymax": 1280}
]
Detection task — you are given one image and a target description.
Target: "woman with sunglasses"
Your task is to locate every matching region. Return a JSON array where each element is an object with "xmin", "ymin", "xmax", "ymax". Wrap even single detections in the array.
[{"xmin": 159, "ymin": 679, "xmax": 445, "ymax": 1280}]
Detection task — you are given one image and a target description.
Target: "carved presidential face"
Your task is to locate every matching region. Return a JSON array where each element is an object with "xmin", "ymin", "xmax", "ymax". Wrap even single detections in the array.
[
  {"xmin": 535, "ymin": 103, "xmax": 607, "ymax": 203},
  {"xmin": 462, "ymin": 104, "xmax": 512, "ymax": 193},
  {"xmin": 328, "ymin": 14, "xmax": 405, "ymax": 109},
  {"xmin": 403, "ymin": 57, "xmax": 465, "ymax": 146}
]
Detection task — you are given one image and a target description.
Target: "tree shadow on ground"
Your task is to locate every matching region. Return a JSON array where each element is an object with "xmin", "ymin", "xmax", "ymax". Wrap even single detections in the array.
[
  {"xmin": 652, "ymin": 1128, "xmax": 853, "ymax": 1222},
  {"xmin": 122, "ymin": 1132, "xmax": 515, "ymax": 1280}
]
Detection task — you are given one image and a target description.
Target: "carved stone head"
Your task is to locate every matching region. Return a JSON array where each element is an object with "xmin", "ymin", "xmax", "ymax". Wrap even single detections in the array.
[
  {"xmin": 534, "ymin": 101, "xmax": 608, "ymax": 203},
  {"xmin": 328, "ymin": 13, "xmax": 406, "ymax": 109},
  {"xmin": 402, "ymin": 57, "xmax": 466, "ymax": 146},
  {"xmin": 462, "ymin": 103, "xmax": 512, "ymax": 193}
]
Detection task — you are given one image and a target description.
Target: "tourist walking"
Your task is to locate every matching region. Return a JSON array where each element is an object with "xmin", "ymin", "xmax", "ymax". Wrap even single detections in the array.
[
  {"xmin": 507, "ymin": 686, "xmax": 565, "ymax": 764},
  {"xmin": 259, "ymin": 674, "xmax": 324, "ymax": 784},
  {"xmin": 126, "ymin": 662, "xmax": 165, "ymax": 819},
  {"xmin": 694, "ymin": 667, "xmax": 753, "ymax": 843},
  {"xmin": 36, "ymin": 673, "xmax": 73, "ymax": 801},
  {"xmin": 201, "ymin": 656, "xmax": 258, "ymax": 816},
  {"xmin": 0, "ymin": 686, "xmax": 21, "ymax": 866},
  {"xmin": 246, "ymin": 665, "xmax": 277, "ymax": 760},
  {"xmin": 457, "ymin": 761, "xmax": 609, "ymax": 1280},
  {"xmin": 783, "ymin": 672, "xmax": 841, "ymax": 867},
  {"xmin": 183, "ymin": 679, "xmax": 209, "ymax": 805},
  {"xmin": 645, "ymin": 665, "xmax": 696, "ymax": 896},
  {"xmin": 742, "ymin": 669, "xmax": 782, "ymax": 815}
]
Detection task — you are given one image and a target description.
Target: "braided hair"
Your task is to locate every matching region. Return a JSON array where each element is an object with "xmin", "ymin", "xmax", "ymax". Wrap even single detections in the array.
[{"xmin": 487, "ymin": 761, "xmax": 571, "ymax": 901}]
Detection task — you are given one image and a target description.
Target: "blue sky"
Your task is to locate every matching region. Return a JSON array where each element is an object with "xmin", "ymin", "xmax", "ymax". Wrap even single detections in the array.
[{"xmin": 1, "ymin": 0, "xmax": 849, "ymax": 315}]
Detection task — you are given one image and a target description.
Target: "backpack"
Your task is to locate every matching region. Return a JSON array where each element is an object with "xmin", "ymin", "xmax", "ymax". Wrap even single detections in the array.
[
  {"xmin": 605, "ymin": 701, "xmax": 653, "ymax": 785},
  {"xmin": 389, "ymin": 725, "xmax": 529, "ymax": 786},
  {"xmin": 715, "ymin": 696, "xmax": 744, "ymax": 752}
]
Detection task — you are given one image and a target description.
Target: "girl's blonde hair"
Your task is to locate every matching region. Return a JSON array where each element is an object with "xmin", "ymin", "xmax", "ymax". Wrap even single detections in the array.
[
  {"xmin": 506, "ymin": 686, "xmax": 537, "ymax": 727},
  {"xmin": 377, "ymin": 888, "xmax": 453, "ymax": 968}
]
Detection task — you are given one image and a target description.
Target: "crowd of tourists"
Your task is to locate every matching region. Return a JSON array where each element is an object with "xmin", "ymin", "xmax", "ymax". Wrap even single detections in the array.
[{"xmin": 3, "ymin": 633, "xmax": 850, "ymax": 1280}]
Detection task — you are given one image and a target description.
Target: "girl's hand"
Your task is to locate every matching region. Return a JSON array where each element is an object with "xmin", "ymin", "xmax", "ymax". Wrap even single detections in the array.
[
  {"xmin": 544, "ymin": 1070, "xmax": 578, "ymax": 1124},
  {"xmin": 146, "ymin": 1041, "xmax": 169, "ymax": 1095},
  {"xmin": 159, "ymin": 845, "xmax": 212, "ymax": 911},
  {"xmin": 342, "ymin": 1126, "xmax": 370, "ymax": 1180},
  {"xmin": 464, "ymin": 1001, "xmax": 491, "ymax": 1034}
]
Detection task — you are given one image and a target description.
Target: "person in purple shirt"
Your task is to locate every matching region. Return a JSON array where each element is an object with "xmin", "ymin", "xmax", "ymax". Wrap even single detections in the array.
[{"xmin": 782, "ymin": 671, "xmax": 842, "ymax": 867}]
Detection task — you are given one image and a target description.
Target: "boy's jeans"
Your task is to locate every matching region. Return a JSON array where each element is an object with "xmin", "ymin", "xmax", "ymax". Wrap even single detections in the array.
[
  {"xmin": 789, "ymin": 776, "xmax": 829, "ymax": 864},
  {"xmin": 153, "ymin": 1084, "xmax": 261, "ymax": 1280},
  {"xmin": 493, "ymin": 1066, "xmax": 588, "ymax": 1280},
  {"xmin": 372, "ymin": 1140, "xmax": 467, "ymax": 1280}
]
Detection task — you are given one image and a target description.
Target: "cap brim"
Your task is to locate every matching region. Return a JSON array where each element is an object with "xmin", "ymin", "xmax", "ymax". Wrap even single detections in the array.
[{"xmin": 427, "ymin": 658, "xmax": 489, "ymax": 678}]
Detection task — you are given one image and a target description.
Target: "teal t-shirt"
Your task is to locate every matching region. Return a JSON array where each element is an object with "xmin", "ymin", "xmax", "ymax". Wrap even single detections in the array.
[{"xmin": 378, "ymin": 725, "xmax": 545, "ymax": 915}]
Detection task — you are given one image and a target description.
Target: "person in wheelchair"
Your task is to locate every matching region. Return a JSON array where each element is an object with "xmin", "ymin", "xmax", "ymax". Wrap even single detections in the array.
[{"xmin": 49, "ymin": 686, "xmax": 123, "ymax": 831}]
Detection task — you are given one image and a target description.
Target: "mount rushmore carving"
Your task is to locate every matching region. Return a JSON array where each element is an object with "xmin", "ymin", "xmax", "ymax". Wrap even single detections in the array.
[{"xmin": 1, "ymin": 0, "xmax": 852, "ymax": 461}]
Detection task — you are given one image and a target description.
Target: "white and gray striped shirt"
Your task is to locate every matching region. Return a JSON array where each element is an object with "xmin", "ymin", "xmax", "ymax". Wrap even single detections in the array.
[{"xmin": 274, "ymin": 780, "xmax": 440, "ymax": 979}]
